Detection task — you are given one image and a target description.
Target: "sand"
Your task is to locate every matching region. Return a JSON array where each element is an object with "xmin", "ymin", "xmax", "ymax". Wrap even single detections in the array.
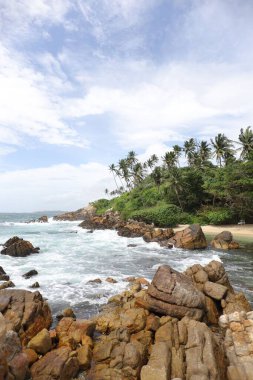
[{"xmin": 174, "ymin": 224, "xmax": 253, "ymax": 241}]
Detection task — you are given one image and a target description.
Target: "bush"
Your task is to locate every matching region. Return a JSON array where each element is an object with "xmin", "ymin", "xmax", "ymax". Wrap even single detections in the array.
[
  {"xmin": 197, "ymin": 208, "xmax": 235, "ymax": 225},
  {"xmin": 92, "ymin": 198, "xmax": 111, "ymax": 215},
  {"xmin": 130, "ymin": 204, "xmax": 181, "ymax": 227}
]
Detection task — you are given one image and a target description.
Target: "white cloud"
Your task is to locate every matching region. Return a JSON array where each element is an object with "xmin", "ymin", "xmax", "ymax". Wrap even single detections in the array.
[{"xmin": 0, "ymin": 163, "xmax": 114, "ymax": 212}]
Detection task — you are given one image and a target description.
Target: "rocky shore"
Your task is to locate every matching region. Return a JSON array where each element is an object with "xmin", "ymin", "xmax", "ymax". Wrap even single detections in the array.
[{"xmin": 0, "ymin": 259, "xmax": 252, "ymax": 380}]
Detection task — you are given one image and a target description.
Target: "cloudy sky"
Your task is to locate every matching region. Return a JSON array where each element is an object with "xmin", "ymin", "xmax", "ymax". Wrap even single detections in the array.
[{"xmin": 0, "ymin": 0, "xmax": 252, "ymax": 212}]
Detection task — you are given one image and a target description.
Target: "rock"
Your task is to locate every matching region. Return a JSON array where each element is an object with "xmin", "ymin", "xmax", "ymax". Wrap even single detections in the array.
[
  {"xmin": 203, "ymin": 281, "xmax": 228, "ymax": 300},
  {"xmin": 54, "ymin": 204, "xmax": 96, "ymax": 221},
  {"xmin": 38, "ymin": 215, "xmax": 48, "ymax": 223},
  {"xmin": 30, "ymin": 282, "xmax": 40, "ymax": 288},
  {"xmin": 141, "ymin": 341, "xmax": 171, "ymax": 380},
  {"xmin": 28, "ymin": 328, "xmax": 52, "ymax": 355},
  {"xmin": 87, "ymin": 230, "xmax": 94, "ymax": 233},
  {"xmin": 106, "ymin": 277, "xmax": 118, "ymax": 283},
  {"xmin": 31, "ymin": 346, "xmax": 79, "ymax": 380},
  {"xmin": 56, "ymin": 318, "xmax": 95, "ymax": 347},
  {"xmin": 127, "ymin": 244, "xmax": 138, "ymax": 247},
  {"xmin": 142, "ymin": 265, "xmax": 205, "ymax": 320},
  {"xmin": 23, "ymin": 348, "xmax": 38, "ymax": 366},
  {"xmin": 56, "ymin": 308, "xmax": 76, "ymax": 321},
  {"xmin": 1, "ymin": 236, "xmax": 40, "ymax": 257},
  {"xmin": 211, "ymin": 230, "xmax": 240, "ymax": 250},
  {"xmin": 0, "ymin": 266, "xmax": 10, "ymax": 282},
  {"xmin": 87, "ymin": 278, "xmax": 102, "ymax": 284},
  {"xmin": 0, "ymin": 280, "xmax": 15, "ymax": 290},
  {"xmin": 0, "ymin": 289, "xmax": 52, "ymax": 345},
  {"xmin": 168, "ymin": 224, "xmax": 207, "ymax": 249},
  {"xmin": 77, "ymin": 345, "xmax": 92, "ymax": 370},
  {"xmin": 22, "ymin": 269, "xmax": 38, "ymax": 279},
  {"xmin": 143, "ymin": 228, "xmax": 174, "ymax": 243}
]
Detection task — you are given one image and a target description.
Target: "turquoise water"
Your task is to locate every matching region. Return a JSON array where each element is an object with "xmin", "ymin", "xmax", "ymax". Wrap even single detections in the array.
[{"xmin": 0, "ymin": 213, "xmax": 252, "ymax": 319}]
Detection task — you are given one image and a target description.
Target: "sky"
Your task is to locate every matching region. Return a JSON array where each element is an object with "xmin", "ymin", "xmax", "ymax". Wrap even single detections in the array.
[{"xmin": 0, "ymin": 0, "xmax": 253, "ymax": 212}]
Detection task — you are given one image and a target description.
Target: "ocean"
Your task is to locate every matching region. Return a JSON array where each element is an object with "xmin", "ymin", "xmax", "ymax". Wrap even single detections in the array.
[{"xmin": 0, "ymin": 212, "xmax": 253, "ymax": 320}]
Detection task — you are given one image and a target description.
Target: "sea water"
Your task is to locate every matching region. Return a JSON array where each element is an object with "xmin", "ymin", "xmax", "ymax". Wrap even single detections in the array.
[{"xmin": 0, "ymin": 212, "xmax": 252, "ymax": 319}]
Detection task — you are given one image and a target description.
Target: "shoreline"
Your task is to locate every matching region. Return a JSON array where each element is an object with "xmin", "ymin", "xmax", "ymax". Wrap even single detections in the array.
[{"xmin": 174, "ymin": 223, "xmax": 253, "ymax": 242}]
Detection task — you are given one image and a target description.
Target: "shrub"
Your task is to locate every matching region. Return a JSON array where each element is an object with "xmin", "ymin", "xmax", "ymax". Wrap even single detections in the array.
[
  {"xmin": 92, "ymin": 199, "xmax": 111, "ymax": 215},
  {"xmin": 197, "ymin": 208, "xmax": 235, "ymax": 225},
  {"xmin": 130, "ymin": 204, "xmax": 181, "ymax": 227}
]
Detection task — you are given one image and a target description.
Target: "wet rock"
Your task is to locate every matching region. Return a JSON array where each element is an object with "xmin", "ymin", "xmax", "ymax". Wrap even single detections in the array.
[
  {"xmin": 127, "ymin": 244, "xmax": 138, "ymax": 247},
  {"xmin": 28, "ymin": 328, "xmax": 52, "ymax": 355},
  {"xmin": 31, "ymin": 346, "xmax": 79, "ymax": 380},
  {"xmin": 211, "ymin": 230, "xmax": 240, "ymax": 250},
  {"xmin": 87, "ymin": 278, "xmax": 102, "ymax": 284},
  {"xmin": 30, "ymin": 282, "xmax": 40, "ymax": 289},
  {"xmin": 0, "ymin": 266, "xmax": 10, "ymax": 282},
  {"xmin": 87, "ymin": 230, "xmax": 94, "ymax": 233},
  {"xmin": 142, "ymin": 265, "xmax": 205, "ymax": 320},
  {"xmin": 0, "ymin": 289, "xmax": 52, "ymax": 345},
  {"xmin": 106, "ymin": 277, "xmax": 118, "ymax": 284},
  {"xmin": 168, "ymin": 224, "xmax": 207, "ymax": 249},
  {"xmin": 22, "ymin": 269, "xmax": 38, "ymax": 279},
  {"xmin": 143, "ymin": 227, "xmax": 174, "ymax": 243},
  {"xmin": 38, "ymin": 215, "xmax": 48, "ymax": 223},
  {"xmin": 56, "ymin": 308, "xmax": 76, "ymax": 321},
  {"xmin": 1, "ymin": 236, "xmax": 40, "ymax": 257},
  {"xmin": 0, "ymin": 280, "xmax": 15, "ymax": 290}
]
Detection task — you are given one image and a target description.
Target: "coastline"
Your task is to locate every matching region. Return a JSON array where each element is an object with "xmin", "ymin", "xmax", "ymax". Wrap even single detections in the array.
[{"xmin": 174, "ymin": 223, "xmax": 253, "ymax": 242}]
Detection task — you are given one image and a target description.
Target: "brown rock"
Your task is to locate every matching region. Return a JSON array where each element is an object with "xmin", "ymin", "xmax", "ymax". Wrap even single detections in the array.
[
  {"xmin": 203, "ymin": 281, "xmax": 228, "ymax": 300},
  {"xmin": 146, "ymin": 314, "xmax": 160, "ymax": 332},
  {"xmin": 54, "ymin": 204, "xmax": 95, "ymax": 221},
  {"xmin": 77, "ymin": 345, "xmax": 92, "ymax": 370},
  {"xmin": 1, "ymin": 236, "xmax": 40, "ymax": 257},
  {"xmin": 211, "ymin": 231, "xmax": 240, "ymax": 250},
  {"xmin": 27, "ymin": 328, "xmax": 52, "ymax": 355},
  {"xmin": 56, "ymin": 317, "xmax": 95, "ymax": 347},
  {"xmin": 141, "ymin": 341, "xmax": 171, "ymax": 380},
  {"xmin": 31, "ymin": 346, "xmax": 79, "ymax": 380},
  {"xmin": 38, "ymin": 215, "xmax": 48, "ymax": 223},
  {"xmin": 23, "ymin": 348, "xmax": 38, "ymax": 366},
  {"xmin": 106, "ymin": 277, "xmax": 118, "ymax": 283},
  {"xmin": 168, "ymin": 224, "xmax": 207, "ymax": 249},
  {"xmin": 0, "ymin": 289, "xmax": 52, "ymax": 346},
  {"xmin": 0, "ymin": 280, "xmax": 15, "ymax": 290},
  {"xmin": 205, "ymin": 296, "xmax": 220, "ymax": 325}
]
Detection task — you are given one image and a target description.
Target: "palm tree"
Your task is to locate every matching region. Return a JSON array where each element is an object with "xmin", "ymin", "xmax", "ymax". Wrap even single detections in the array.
[
  {"xmin": 104, "ymin": 188, "xmax": 109, "ymax": 197},
  {"xmin": 169, "ymin": 168, "xmax": 184, "ymax": 211},
  {"xmin": 109, "ymin": 164, "xmax": 119, "ymax": 190},
  {"xmin": 162, "ymin": 151, "xmax": 177, "ymax": 169},
  {"xmin": 151, "ymin": 166, "xmax": 162, "ymax": 192},
  {"xmin": 172, "ymin": 145, "xmax": 182, "ymax": 167},
  {"xmin": 211, "ymin": 133, "xmax": 235, "ymax": 167},
  {"xmin": 198, "ymin": 140, "xmax": 211, "ymax": 165},
  {"xmin": 238, "ymin": 126, "xmax": 253, "ymax": 160},
  {"xmin": 132, "ymin": 162, "xmax": 145, "ymax": 185},
  {"xmin": 184, "ymin": 138, "xmax": 196, "ymax": 165},
  {"xmin": 127, "ymin": 151, "xmax": 137, "ymax": 168}
]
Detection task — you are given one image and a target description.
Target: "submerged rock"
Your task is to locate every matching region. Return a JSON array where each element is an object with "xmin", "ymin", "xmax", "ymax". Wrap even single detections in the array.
[
  {"xmin": 22, "ymin": 269, "xmax": 38, "ymax": 279},
  {"xmin": 211, "ymin": 230, "xmax": 240, "ymax": 250},
  {"xmin": 1, "ymin": 236, "xmax": 40, "ymax": 257},
  {"xmin": 168, "ymin": 224, "xmax": 207, "ymax": 249}
]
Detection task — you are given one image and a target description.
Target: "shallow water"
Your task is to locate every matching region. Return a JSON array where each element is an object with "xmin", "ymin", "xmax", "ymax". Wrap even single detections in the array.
[{"xmin": 0, "ymin": 213, "xmax": 252, "ymax": 319}]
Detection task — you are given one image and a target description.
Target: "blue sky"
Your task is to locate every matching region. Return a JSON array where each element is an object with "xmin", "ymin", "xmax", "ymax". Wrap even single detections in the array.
[{"xmin": 0, "ymin": 0, "xmax": 253, "ymax": 211}]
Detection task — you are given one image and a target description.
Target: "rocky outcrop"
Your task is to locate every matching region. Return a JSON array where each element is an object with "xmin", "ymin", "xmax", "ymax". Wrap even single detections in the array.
[
  {"xmin": 1, "ymin": 236, "xmax": 40, "ymax": 257},
  {"xmin": 168, "ymin": 224, "xmax": 207, "ymax": 249},
  {"xmin": 0, "ymin": 289, "xmax": 52, "ymax": 345},
  {"xmin": 0, "ymin": 266, "xmax": 10, "ymax": 281},
  {"xmin": 211, "ymin": 231, "xmax": 240, "ymax": 250},
  {"xmin": 54, "ymin": 204, "xmax": 95, "ymax": 221},
  {"xmin": 79, "ymin": 211, "xmax": 122, "ymax": 230},
  {"xmin": 38, "ymin": 215, "xmax": 48, "ymax": 223}
]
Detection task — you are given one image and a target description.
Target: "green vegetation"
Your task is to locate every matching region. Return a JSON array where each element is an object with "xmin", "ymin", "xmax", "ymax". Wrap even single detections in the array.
[{"xmin": 95, "ymin": 127, "xmax": 253, "ymax": 226}]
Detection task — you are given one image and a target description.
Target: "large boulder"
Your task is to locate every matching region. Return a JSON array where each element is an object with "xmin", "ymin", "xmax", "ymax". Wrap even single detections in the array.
[
  {"xmin": 140, "ymin": 265, "xmax": 205, "ymax": 320},
  {"xmin": 168, "ymin": 224, "xmax": 207, "ymax": 249},
  {"xmin": 0, "ymin": 289, "xmax": 52, "ymax": 345},
  {"xmin": 1, "ymin": 236, "xmax": 40, "ymax": 257},
  {"xmin": 31, "ymin": 346, "xmax": 79, "ymax": 380},
  {"xmin": 211, "ymin": 231, "xmax": 240, "ymax": 250}
]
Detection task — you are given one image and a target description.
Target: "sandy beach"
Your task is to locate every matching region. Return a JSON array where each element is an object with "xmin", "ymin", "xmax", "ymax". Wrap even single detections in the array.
[{"xmin": 174, "ymin": 224, "xmax": 253, "ymax": 241}]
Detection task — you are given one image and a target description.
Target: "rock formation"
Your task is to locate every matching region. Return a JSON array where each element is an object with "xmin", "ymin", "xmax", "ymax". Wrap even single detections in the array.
[
  {"xmin": 1, "ymin": 236, "xmax": 40, "ymax": 257},
  {"xmin": 168, "ymin": 224, "xmax": 207, "ymax": 249},
  {"xmin": 211, "ymin": 231, "xmax": 240, "ymax": 250},
  {"xmin": 54, "ymin": 204, "xmax": 95, "ymax": 221}
]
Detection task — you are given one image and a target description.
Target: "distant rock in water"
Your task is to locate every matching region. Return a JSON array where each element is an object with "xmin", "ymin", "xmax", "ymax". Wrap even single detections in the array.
[
  {"xmin": 54, "ymin": 204, "xmax": 95, "ymax": 221},
  {"xmin": 27, "ymin": 215, "xmax": 48, "ymax": 223},
  {"xmin": 1, "ymin": 236, "xmax": 40, "ymax": 257},
  {"xmin": 211, "ymin": 230, "xmax": 240, "ymax": 250},
  {"xmin": 22, "ymin": 269, "xmax": 38, "ymax": 279},
  {"xmin": 30, "ymin": 282, "xmax": 40, "ymax": 289},
  {"xmin": 0, "ymin": 266, "xmax": 9, "ymax": 281}
]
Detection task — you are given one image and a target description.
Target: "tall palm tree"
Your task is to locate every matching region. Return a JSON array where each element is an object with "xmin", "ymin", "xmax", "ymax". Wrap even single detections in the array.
[
  {"xmin": 109, "ymin": 164, "xmax": 119, "ymax": 190},
  {"xmin": 238, "ymin": 126, "xmax": 253, "ymax": 160},
  {"xmin": 172, "ymin": 145, "xmax": 182, "ymax": 167},
  {"xmin": 211, "ymin": 133, "xmax": 235, "ymax": 167},
  {"xmin": 132, "ymin": 162, "xmax": 145, "ymax": 185},
  {"xmin": 151, "ymin": 166, "xmax": 162, "ymax": 192},
  {"xmin": 162, "ymin": 151, "xmax": 177, "ymax": 169},
  {"xmin": 184, "ymin": 138, "xmax": 196, "ymax": 165},
  {"xmin": 127, "ymin": 151, "xmax": 137, "ymax": 168},
  {"xmin": 198, "ymin": 140, "xmax": 211, "ymax": 165}
]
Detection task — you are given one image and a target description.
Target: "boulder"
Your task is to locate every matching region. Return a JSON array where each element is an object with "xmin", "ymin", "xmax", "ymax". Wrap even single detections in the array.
[
  {"xmin": 141, "ymin": 341, "xmax": 171, "ymax": 380},
  {"xmin": 203, "ymin": 281, "xmax": 228, "ymax": 300},
  {"xmin": 22, "ymin": 269, "xmax": 38, "ymax": 279},
  {"xmin": 168, "ymin": 224, "xmax": 207, "ymax": 249},
  {"xmin": 1, "ymin": 236, "xmax": 40, "ymax": 257},
  {"xmin": 27, "ymin": 328, "xmax": 52, "ymax": 355},
  {"xmin": 56, "ymin": 318, "xmax": 95, "ymax": 347},
  {"xmin": 31, "ymin": 346, "xmax": 79, "ymax": 380},
  {"xmin": 0, "ymin": 266, "xmax": 10, "ymax": 282},
  {"xmin": 0, "ymin": 281, "xmax": 15, "ymax": 290},
  {"xmin": 56, "ymin": 308, "xmax": 76, "ymax": 321},
  {"xmin": 77, "ymin": 345, "xmax": 92, "ymax": 370},
  {"xmin": 211, "ymin": 230, "xmax": 240, "ymax": 250},
  {"xmin": 0, "ymin": 289, "xmax": 52, "ymax": 345},
  {"xmin": 38, "ymin": 215, "xmax": 48, "ymax": 223},
  {"xmin": 30, "ymin": 282, "xmax": 40, "ymax": 289},
  {"xmin": 141, "ymin": 265, "xmax": 205, "ymax": 320}
]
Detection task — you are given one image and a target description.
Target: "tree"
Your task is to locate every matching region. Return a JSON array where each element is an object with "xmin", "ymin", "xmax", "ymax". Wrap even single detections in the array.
[
  {"xmin": 109, "ymin": 164, "xmax": 119, "ymax": 190},
  {"xmin": 198, "ymin": 141, "xmax": 211, "ymax": 165},
  {"xmin": 211, "ymin": 133, "xmax": 235, "ymax": 167},
  {"xmin": 184, "ymin": 138, "xmax": 197, "ymax": 166},
  {"xmin": 151, "ymin": 166, "xmax": 162, "ymax": 191},
  {"xmin": 238, "ymin": 126, "xmax": 253, "ymax": 160},
  {"xmin": 162, "ymin": 151, "xmax": 177, "ymax": 169}
]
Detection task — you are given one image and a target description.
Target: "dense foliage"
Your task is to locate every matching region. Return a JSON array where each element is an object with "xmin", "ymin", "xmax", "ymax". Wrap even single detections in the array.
[{"xmin": 95, "ymin": 128, "xmax": 253, "ymax": 226}]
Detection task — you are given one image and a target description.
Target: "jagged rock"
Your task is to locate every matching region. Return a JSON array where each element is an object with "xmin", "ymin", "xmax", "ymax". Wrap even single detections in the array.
[
  {"xmin": 141, "ymin": 265, "xmax": 205, "ymax": 320},
  {"xmin": 141, "ymin": 341, "xmax": 171, "ymax": 380},
  {"xmin": 28, "ymin": 328, "xmax": 52, "ymax": 355},
  {"xmin": 211, "ymin": 230, "xmax": 240, "ymax": 250},
  {"xmin": 31, "ymin": 346, "xmax": 79, "ymax": 380},
  {"xmin": 168, "ymin": 224, "xmax": 207, "ymax": 249},
  {"xmin": 22, "ymin": 269, "xmax": 38, "ymax": 279},
  {"xmin": 30, "ymin": 282, "xmax": 40, "ymax": 288},
  {"xmin": 0, "ymin": 266, "xmax": 10, "ymax": 282},
  {"xmin": 56, "ymin": 308, "xmax": 76, "ymax": 321},
  {"xmin": 56, "ymin": 318, "xmax": 95, "ymax": 348},
  {"xmin": 1, "ymin": 236, "xmax": 40, "ymax": 257},
  {"xmin": 38, "ymin": 215, "xmax": 48, "ymax": 223},
  {"xmin": 0, "ymin": 289, "xmax": 52, "ymax": 345},
  {"xmin": 0, "ymin": 281, "xmax": 15, "ymax": 290},
  {"xmin": 54, "ymin": 204, "xmax": 95, "ymax": 221}
]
